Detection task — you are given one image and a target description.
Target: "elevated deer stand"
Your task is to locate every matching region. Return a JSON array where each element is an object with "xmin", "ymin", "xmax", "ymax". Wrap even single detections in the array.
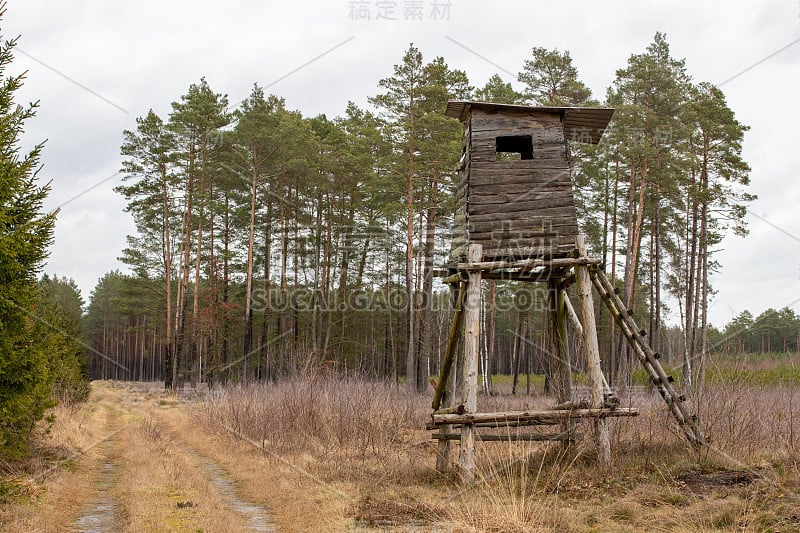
[{"xmin": 430, "ymin": 101, "xmax": 704, "ymax": 482}]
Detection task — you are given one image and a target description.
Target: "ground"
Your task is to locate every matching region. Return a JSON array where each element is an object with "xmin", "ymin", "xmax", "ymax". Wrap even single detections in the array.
[
  {"xmin": 0, "ymin": 382, "xmax": 345, "ymax": 532},
  {"xmin": 1, "ymin": 379, "xmax": 800, "ymax": 532}
]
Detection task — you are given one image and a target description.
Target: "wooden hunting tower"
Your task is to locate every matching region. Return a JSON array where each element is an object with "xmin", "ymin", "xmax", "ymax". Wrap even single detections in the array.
[
  {"xmin": 430, "ymin": 100, "xmax": 704, "ymax": 482},
  {"xmin": 446, "ymin": 100, "xmax": 614, "ymax": 263}
]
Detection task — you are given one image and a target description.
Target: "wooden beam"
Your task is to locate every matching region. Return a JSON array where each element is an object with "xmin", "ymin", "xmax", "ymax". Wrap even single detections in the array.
[
  {"xmin": 479, "ymin": 270, "xmax": 571, "ymax": 282},
  {"xmin": 427, "ymin": 417, "xmax": 582, "ymax": 430},
  {"xmin": 468, "ymin": 203, "xmax": 577, "ymax": 220},
  {"xmin": 432, "ymin": 407, "xmax": 639, "ymax": 426},
  {"xmin": 549, "ymin": 280, "xmax": 572, "ymax": 405},
  {"xmin": 433, "ymin": 404, "xmax": 465, "ymax": 416},
  {"xmin": 561, "ymin": 289, "xmax": 583, "ymax": 337},
  {"xmin": 574, "ymin": 235, "xmax": 611, "ymax": 467},
  {"xmin": 435, "ymin": 283, "xmax": 466, "ymax": 473},
  {"xmin": 427, "ymin": 416, "xmax": 604, "ymax": 431},
  {"xmin": 432, "ymin": 431, "xmax": 581, "ymax": 442},
  {"xmin": 459, "ymin": 244, "xmax": 482, "ymax": 483},
  {"xmin": 440, "ymin": 273, "xmax": 463, "ymax": 284},
  {"xmin": 549, "ymin": 282, "xmax": 574, "ymax": 456},
  {"xmin": 469, "ymin": 193, "xmax": 576, "ymax": 215},
  {"xmin": 432, "ymin": 282, "xmax": 466, "ymax": 410},
  {"xmin": 457, "ymin": 257, "xmax": 601, "ymax": 272}
]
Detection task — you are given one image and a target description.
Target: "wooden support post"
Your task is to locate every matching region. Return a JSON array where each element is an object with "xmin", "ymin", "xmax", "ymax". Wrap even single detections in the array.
[
  {"xmin": 432, "ymin": 282, "xmax": 466, "ymax": 410},
  {"xmin": 549, "ymin": 280, "xmax": 573, "ymax": 404},
  {"xmin": 435, "ymin": 283, "xmax": 465, "ymax": 473},
  {"xmin": 459, "ymin": 244, "xmax": 482, "ymax": 483},
  {"xmin": 575, "ymin": 235, "xmax": 611, "ymax": 467},
  {"xmin": 435, "ymin": 366, "xmax": 458, "ymax": 472},
  {"xmin": 548, "ymin": 278, "xmax": 573, "ymax": 452},
  {"xmin": 561, "ymin": 289, "xmax": 583, "ymax": 337}
]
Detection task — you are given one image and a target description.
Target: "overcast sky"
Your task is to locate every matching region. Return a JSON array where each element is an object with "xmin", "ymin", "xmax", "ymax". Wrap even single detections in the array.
[{"xmin": 5, "ymin": 0, "xmax": 800, "ymax": 328}]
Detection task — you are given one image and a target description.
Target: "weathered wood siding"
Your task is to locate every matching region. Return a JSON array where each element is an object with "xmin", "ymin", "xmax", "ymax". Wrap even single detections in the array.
[
  {"xmin": 449, "ymin": 116, "xmax": 471, "ymax": 264},
  {"xmin": 449, "ymin": 108, "xmax": 579, "ymax": 265}
]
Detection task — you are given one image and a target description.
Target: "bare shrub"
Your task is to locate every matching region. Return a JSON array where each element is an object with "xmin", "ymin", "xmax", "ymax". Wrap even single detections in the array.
[
  {"xmin": 138, "ymin": 416, "xmax": 162, "ymax": 443},
  {"xmin": 697, "ymin": 382, "xmax": 800, "ymax": 466},
  {"xmin": 197, "ymin": 374, "xmax": 428, "ymax": 481},
  {"xmin": 194, "ymin": 369, "xmax": 800, "ymax": 531}
]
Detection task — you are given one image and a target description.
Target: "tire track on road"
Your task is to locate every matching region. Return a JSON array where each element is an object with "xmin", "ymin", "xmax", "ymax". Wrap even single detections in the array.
[
  {"xmin": 121, "ymin": 383, "xmax": 275, "ymax": 531},
  {"xmin": 72, "ymin": 403, "xmax": 124, "ymax": 533}
]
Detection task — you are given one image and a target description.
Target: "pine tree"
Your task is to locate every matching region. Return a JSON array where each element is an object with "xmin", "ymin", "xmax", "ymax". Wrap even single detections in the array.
[
  {"xmin": 117, "ymin": 110, "xmax": 178, "ymax": 387},
  {"xmin": 168, "ymin": 78, "xmax": 230, "ymax": 387},
  {"xmin": 227, "ymin": 88, "xmax": 294, "ymax": 382},
  {"xmin": 518, "ymin": 47, "xmax": 593, "ymax": 106},
  {"xmin": 605, "ymin": 33, "xmax": 691, "ymax": 385},
  {"xmin": 370, "ymin": 44, "xmax": 427, "ymax": 389},
  {"xmin": 680, "ymin": 81, "xmax": 752, "ymax": 388},
  {"xmin": 415, "ymin": 56, "xmax": 470, "ymax": 390},
  {"xmin": 0, "ymin": 9, "xmax": 57, "ymax": 457},
  {"xmin": 370, "ymin": 44, "xmax": 471, "ymax": 390},
  {"xmin": 475, "ymin": 74, "xmax": 525, "ymax": 104},
  {"xmin": 34, "ymin": 275, "xmax": 90, "ymax": 404}
]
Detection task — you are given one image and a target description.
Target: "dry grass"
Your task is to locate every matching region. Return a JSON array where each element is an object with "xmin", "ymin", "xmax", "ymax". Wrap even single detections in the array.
[
  {"xmin": 107, "ymin": 406, "xmax": 252, "ymax": 531},
  {"xmin": 164, "ymin": 391, "xmax": 353, "ymax": 532},
  {"xmin": 4, "ymin": 373, "xmax": 800, "ymax": 531},
  {"xmin": 198, "ymin": 374, "xmax": 800, "ymax": 532},
  {"xmin": 0, "ymin": 383, "xmax": 121, "ymax": 532},
  {"xmin": 1, "ymin": 382, "xmax": 274, "ymax": 532},
  {"xmin": 197, "ymin": 376, "xmax": 427, "ymax": 484}
]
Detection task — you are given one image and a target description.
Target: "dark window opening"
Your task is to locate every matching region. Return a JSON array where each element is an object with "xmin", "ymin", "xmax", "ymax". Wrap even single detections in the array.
[{"xmin": 496, "ymin": 135, "xmax": 533, "ymax": 160}]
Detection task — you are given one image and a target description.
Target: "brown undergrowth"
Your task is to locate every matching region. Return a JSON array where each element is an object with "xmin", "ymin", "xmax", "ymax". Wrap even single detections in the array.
[
  {"xmin": 198, "ymin": 374, "xmax": 800, "ymax": 532},
  {"xmin": 0, "ymin": 383, "xmax": 272, "ymax": 532},
  {"xmin": 0, "ymin": 384, "xmax": 117, "ymax": 531},
  {"xmin": 3, "ymin": 376, "xmax": 799, "ymax": 531}
]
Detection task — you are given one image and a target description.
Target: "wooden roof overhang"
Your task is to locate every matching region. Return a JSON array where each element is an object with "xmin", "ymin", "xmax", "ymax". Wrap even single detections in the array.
[{"xmin": 444, "ymin": 100, "xmax": 614, "ymax": 145}]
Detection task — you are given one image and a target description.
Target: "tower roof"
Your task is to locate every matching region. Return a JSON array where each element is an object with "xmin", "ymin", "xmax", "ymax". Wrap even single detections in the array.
[{"xmin": 445, "ymin": 100, "xmax": 614, "ymax": 145}]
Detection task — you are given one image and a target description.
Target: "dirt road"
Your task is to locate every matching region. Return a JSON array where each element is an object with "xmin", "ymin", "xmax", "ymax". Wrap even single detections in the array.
[{"xmin": 1, "ymin": 382, "xmax": 331, "ymax": 532}]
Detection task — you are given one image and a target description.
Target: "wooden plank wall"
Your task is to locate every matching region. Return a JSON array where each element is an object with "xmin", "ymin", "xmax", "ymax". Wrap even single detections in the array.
[
  {"xmin": 449, "ymin": 117, "xmax": 471, "ymax": 264},
  {"xmin": 448, "ymin": 108, "xmax": 579, "ymax": 264}
]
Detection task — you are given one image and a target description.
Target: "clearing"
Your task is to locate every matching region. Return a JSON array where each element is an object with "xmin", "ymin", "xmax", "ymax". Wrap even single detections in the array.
[{"xmin": 2, "ymin": 378, "xmax": 800, "ymax": 532}]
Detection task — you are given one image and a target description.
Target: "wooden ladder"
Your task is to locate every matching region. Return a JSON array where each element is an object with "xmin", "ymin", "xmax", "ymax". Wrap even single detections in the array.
[{"xmin": 589, "ymin": 266, "xmax": 705, "ymax": 447}]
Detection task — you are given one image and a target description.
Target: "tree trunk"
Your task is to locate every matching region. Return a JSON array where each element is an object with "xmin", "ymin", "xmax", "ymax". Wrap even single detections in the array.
[
  {"xmin": 242, "ymin": 150, "xmax": 258, "ymax": 384},
  {"xmin": 609, "ymin": 160, "xmax": 619, "ymax": 385},
  {"xmin": 278, "ymin": 166, "xmax": 288, "ymax": 374},
  {"xmin": 161, "ymin": 163, "xmax": 174, "ymax": 389},
  {"xmin": 654, "ymin": 195, "xmax": 662, "ymax": 359},
  {"xmin": 259, "ymin": 200, "xmax": 273, "ymax": 381},
  {"xmin": 512, "ymin": 314, "xmax": 526, "ymax": 395},
  {"xmin": 697, "ymin": 140, "xmax": 710, "ymax": 390},
  {"xmin": 417, "ymin": 174, "xmax": 437, "ymax": 392},
  {"xmin": 621, "ymin": 162, "xmax": 647, "ymax": 386},
  {"xmin": 684, "ymin": 165, "xmax": 699, "ymax": 390},
  {"xmin": 174, "ymin": 147, "xmax": 194, "ymax": 390},
  {"xmin": 405, "ymin": 98, "xmax": 416, "ymax": 390},
  {"xmin": 384, "ymin": 219, "xmax": 397, "ymax": 384},
  {"xmin": 190, "ymin": 140, "xmax": 207, "ymax": 388},
  {"xmin": 221, "ymin": 191, "xmax": 230, "ymax": 382},
  {"xmin": 511, "ymin": 315, "xmax": 520, "ymax": 394},
  {"xmin": 487, "ymin": 279, "xmax": 496, "ymax": 394}
]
